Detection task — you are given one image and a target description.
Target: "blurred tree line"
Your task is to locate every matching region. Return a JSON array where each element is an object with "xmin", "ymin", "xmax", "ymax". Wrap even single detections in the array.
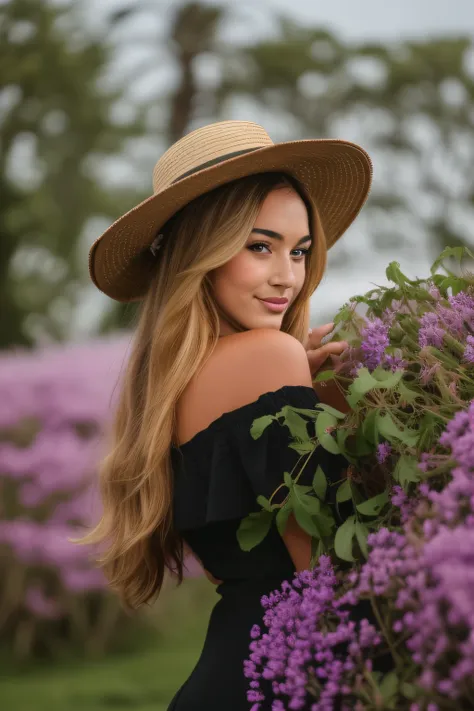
[{"xmin": 2, "ymin": 0, "xmax": 474, "ymax": 349}]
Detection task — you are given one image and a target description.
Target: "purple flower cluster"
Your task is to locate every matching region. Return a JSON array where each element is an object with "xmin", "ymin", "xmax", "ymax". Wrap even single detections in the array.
[
  {"xmin": 418, "ymin": 291, "xmax": 474, "ymax": 354},
  {"xmin": 350, "ymin": 402, "xmax": 474, "ymax": 705},
  {"xmin": 391, "ymin": 484, "xmax": 420, "ymax": 523},
  {"xmin": 350, "ymin": 289, "xmax": 474, "ymax": 376},
  {"xmin": 420, "ymin": 400, "xmax": 474, "ymax": 530},
  {"xmin": 244, "ymin": 557, "xmax": 381, "ymax": 711},
  {"xmin": 0, "ymin": 337, "xmax": 131, "ymax": 604},
  {"xmin": 360, "ymin": 318, "xmax": 390, "ymax": 371},
  {"xmin": 395, "ymin": 525, "xmax": 474, "ymax": 699},
  {"xmin": 353, "ymin": 315, "xmax": 407, "ymax": 375},
  {"xmin": 0, "ymin": 335, "xmax": 201, "ymax": 655},
  {"xmin": 253, "ymin": 396, "xmax": 474, "ymax": 709},
  {"xmin": 418, "ymin": 312, "xmax": 444, "ymax": 349},
  {"xmin": 376, "ymin": 442, "xmax": 392, "ymax": 464}
]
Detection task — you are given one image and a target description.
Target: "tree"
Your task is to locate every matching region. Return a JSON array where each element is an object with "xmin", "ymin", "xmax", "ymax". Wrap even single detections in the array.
[
  {"xmin": 215, "ymin": 18, "xmax": 474, "ymax": 260},
  {"xmin": 0, "ymin": 0, "xmax": 144, "ymax": 348}
]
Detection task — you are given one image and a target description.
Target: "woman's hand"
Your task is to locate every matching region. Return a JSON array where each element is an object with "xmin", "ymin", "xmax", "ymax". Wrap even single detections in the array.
[
  {"xmin": 305, "ymin": 323, "xmax": 348, "ymax": 378},
  {"xmin": 306, "ymin": 324, "xmax": 351, "ymax": 415}
]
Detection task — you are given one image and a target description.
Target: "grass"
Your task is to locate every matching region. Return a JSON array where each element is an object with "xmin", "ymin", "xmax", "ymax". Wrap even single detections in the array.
[{"xmin": 0, "ymin": 578, "xmax": 219, "ymax": 711}]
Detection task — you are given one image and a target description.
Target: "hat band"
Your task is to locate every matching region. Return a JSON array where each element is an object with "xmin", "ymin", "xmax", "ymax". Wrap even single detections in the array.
[{"xmin": 171, "ymin": 146, "xmax": 261, "ymax": 184}]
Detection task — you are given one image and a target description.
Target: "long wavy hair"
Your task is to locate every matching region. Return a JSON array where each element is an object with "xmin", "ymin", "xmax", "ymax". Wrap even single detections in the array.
[{"xmin": 75, "ymin": 171, "xmax": 328, "ymax": 610}]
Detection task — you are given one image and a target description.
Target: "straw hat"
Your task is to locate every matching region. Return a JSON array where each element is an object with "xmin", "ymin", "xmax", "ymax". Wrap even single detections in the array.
[{"xmin": 89, "ymin": 120, "xmax": 373, "ymax": 302}]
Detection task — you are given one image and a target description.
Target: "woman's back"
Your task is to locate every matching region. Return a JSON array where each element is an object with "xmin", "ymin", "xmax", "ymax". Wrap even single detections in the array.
[{"xmin": 168, "ymin": 330, "xmax": 350, "ymax": 710}]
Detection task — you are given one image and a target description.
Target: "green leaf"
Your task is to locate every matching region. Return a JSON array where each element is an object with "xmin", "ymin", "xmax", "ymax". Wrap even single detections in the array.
[
  {"xmin": 417, "ymin": 411, "xmax": 443, "ymax": 453},
  {"xmin": 310, "ymin": 537, "xmax": 324, "ymax": 568},
  {"xmin": 256, "ymin": 495, "xmax": 273, "ymax": 512},
  {"xmin": 386, "ymin": 261, "xmax": 414, "ymax": 287},
  {"xmin": 351, "ymin": 368, "xmax": 378, "ymax": 395},
  {"xmin": 379, "ymin": 670, "xmax": 399, "ymax": 702},
  {"xmin": 313, "ymin": 507, "xmax": 336, "ymax": 537},
  {"xmin": 334, "ymin": 515, "xmax": 356, "ymax": 562},
  {"xmin": 313, "ymin": 369, "xmax": 336, "ymax": 383},
  {"xmin": 353, "ymin": 436, "xmax": 374, "ymax": 456},
  {"xmin": 293, "ymin": 498, "xmax": 322, "ymax": 538},
  {"xmin": 371, "ymin": 367, "xmax": 403, "ymax": 386},
  {"xmin": 397, "ymin": 379, "xmax": 418, "ymax": 405},
  {"xmin": 334, "ymin": 304, "xmax": 353, "ymax": 324},
  {"xmin": 315, "ymin": 412, "xmax": 341, "ymax": 455},
  {"xmin": 336, "ymin": 478, "xmax": 352, "ymax": 503},
  {"xmin": 347, "ymin": 368, "xmax": 403, "ymax": 408},
  {"xmin": 376, "ymin": 412, "xmax": 418, "ymax": 447},
  {"xmin": 293, "ymin": 485, "xmax": 312, "ymax": 495},
  {"xmin": 355, "ymin": 520, "xmax": 369, "ymax": 558},
  {"xmin": 280, "ymin": 407, "xmax": 312, "ymax": 442},
  {"xmin": 299, "ymin": 493, "xmax": 321, "ymax": 515},
  {"xmin": 400, "ymin": 681, "xmax": 417, "ymax": 700},
  {"xmin": 356, "ymin": 489, "xmax": 390, "ymax": 517},
  {"xmin": 394, "ymin": 454, "xmax": 421, "ymax": 487},
  {"xmin": 237, "ymin": 510, "xmax": 273, "ymax": 551},
  {"xmin": 317, "ymin": 403, "xmax": 346, "ymax": 420},
  {"xmin": 276, "ymin": 500, "xmax": 293, "ymax": 536},
  {"xmin": 289, "ymin": 440, "xmax": 315, "ymax": 455},
  {"xmin": 250, "ymin": 414, "xmax": 276, "ymax": 439},
  {"xmin": 430, "ymin": 245, "xmax": 474, "ymax": 276},
  {"xmin": 284, "ymin": 471, "xmax": 293, "ymax": 489},
  {"xmin": 361, "ymin": 409, "xmax": 380, "ymax": 445},
  {"xmin": 336, "ymin": 427, "xmax": 350, "ymax": 451},
  {"xmin": 313, "ymin": 466, "xmax": 327, "ymax": 500}
]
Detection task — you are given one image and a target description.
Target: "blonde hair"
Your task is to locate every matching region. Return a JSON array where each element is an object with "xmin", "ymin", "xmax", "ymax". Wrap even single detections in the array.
[{"xmin": 75, "ymin": 172, "xmax": 328, "ymax": 610}]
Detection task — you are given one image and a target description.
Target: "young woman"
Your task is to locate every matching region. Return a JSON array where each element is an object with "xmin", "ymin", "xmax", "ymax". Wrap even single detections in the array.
[{"xmin": 80, "ymin": 120, "xmax": 372, "ymax": 710}]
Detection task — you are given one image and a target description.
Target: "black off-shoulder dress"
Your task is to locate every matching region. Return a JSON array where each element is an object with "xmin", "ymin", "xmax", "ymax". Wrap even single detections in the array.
[{"xmin": 167, "ymin": 385, "xmax": 350, "ymax": 711}]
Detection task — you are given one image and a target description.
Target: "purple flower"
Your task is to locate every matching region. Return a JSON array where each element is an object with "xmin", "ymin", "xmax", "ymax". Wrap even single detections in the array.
[
  {"xmin": 376, "ymin": 442, "xmax": 392, "ymax": 464},
  {"xmin": 245, "ymin": 557, "xmax": 381, "ymax": 709},
  {"xmin": 384, "ymin": 352, "xmax": 408, "ymax": 372},
  {"xmin": 463, "ymin": 335, "xmax": 474, "ymax": 364},
  {"xmin": 397, "ymin": 526, "xmax": 474, "ymax": 699},
  {"xmin": 360, "ymin": 318, "xmax": 390, "ymax": 370},
  {"xmin": 391, "ymin": 485, "xmax": 419, "ymax": 523},
  {"xmin": 418, "ymin": 312, "xmax": 444, "ymax": 349}
]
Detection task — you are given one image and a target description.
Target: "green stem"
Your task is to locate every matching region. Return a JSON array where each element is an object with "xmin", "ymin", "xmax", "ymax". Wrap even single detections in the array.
[
  {"xmin": 268, "ymin": 435, "xmax": 319, "ymax": 506},
  {"xmin": 369, "ymin": 595, "xmax": 404, "ymax": 669},
  {"xmin": 421, "ymin": 459, "xmax": 457, "ymax": 479}
]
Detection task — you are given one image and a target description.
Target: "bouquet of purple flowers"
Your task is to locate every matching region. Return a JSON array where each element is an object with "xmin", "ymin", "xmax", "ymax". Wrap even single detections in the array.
[{"xmin": 241, "ymin": 246, "xmax": 474, "ymax": 710}]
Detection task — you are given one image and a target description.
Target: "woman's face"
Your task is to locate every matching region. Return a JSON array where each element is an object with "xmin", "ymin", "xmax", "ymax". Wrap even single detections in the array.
[{"xmin": 210, "ymin": 186, "xmax": 312, "ymax": 337}]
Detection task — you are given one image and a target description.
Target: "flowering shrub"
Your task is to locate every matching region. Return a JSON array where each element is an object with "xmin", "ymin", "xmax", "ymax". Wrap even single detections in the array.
[
  {"xmin": 0, "ymin": 334, "xmax": 201, "ymax": 661},
  {"xmin": 241, "ymin": 246, "xmax": 474, "ymax": 709},
  {"xmin": 0, "ymin": 335, "xmax": 130, "ymax": 660}
]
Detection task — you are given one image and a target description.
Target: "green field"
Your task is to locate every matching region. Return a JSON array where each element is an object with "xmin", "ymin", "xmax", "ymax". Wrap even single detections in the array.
[{"xmin": 0, "ymin": 579, "xmax": 219, "ymax": 711}]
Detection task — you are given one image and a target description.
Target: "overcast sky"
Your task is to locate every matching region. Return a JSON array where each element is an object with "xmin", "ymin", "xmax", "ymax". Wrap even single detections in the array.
[
  {"xmin": 72, "ymin": 0, "xmax": 474, "ymax": 339},
  {"xmin": 89, "ymin": 0, "xmax": 474, "ymax": 42}
]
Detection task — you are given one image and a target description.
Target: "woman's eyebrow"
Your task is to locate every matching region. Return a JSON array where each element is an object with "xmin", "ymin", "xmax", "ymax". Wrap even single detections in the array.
[{"xmin": 251, "ymin": 228, "xmax": 312, "ymax": 246}]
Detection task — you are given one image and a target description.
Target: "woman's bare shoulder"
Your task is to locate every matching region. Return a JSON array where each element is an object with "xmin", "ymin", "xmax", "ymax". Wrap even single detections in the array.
[{"xmin": 176, "ymin": 329, "xmax": 312, "ymax": 446}]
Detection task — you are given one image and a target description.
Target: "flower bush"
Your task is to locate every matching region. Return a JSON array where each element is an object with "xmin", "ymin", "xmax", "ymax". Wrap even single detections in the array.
[
  {"xmin": 241, "ymin": 246, "xmax": 474, "ymax": 710},
  {"xmin": 0, "ymin": 335, "xmax": 129, "ymax": 660},
  {"xmin": 0, "ymin": 334, "xmax": 202, "ymax": 662}
]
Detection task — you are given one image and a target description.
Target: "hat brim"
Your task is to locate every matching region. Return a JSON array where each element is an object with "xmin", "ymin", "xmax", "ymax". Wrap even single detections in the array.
[{"xmin": 89, "ymin": 138, "xmax": 372, "ymax": 302}]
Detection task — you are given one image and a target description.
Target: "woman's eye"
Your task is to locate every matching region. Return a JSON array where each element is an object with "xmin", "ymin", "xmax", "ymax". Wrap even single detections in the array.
[{"xmin": 247, "ymin": 242, "xmax": 309, "ymax": 259}]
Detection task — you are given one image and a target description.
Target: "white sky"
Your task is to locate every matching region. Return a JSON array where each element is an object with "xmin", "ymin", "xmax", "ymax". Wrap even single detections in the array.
[
  {"xmin": 69, "ymin": 0, "xmax": 474, "ymax": 339},
  {"xmin": 87, "ymin": 0, "xmax": 474, "ymax": 42}
]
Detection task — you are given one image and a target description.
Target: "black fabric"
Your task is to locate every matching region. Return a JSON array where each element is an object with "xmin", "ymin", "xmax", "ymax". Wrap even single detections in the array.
[{"xmin": 167, "ymin": 385, "xmax": 351, "ymax": 711}]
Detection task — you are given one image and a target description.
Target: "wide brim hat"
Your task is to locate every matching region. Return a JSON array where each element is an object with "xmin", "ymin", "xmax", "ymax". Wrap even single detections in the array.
[{"xmin": 89, "ymin": 120, "xmax": 373, "ymax": 302}]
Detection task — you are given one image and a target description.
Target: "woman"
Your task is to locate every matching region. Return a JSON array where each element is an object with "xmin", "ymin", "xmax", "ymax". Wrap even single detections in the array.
[{"xmin": 80, "ymin": 120, "xmax": 372, "ymax": 709}]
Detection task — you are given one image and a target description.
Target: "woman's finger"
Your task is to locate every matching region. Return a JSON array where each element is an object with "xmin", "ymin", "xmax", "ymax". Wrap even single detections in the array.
[
  {"xmin": 307, "ymin": 323, "xmax": 334, "ymax": 348},
  {"xmin": 307, "ymin": 341, "xmax": 348, "ymax": 376}
]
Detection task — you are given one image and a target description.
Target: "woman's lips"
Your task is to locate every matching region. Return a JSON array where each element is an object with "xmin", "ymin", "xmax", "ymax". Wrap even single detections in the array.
[{"xmin": 257, "ymin": 298, "xmax": 288, "ymax": 313}]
